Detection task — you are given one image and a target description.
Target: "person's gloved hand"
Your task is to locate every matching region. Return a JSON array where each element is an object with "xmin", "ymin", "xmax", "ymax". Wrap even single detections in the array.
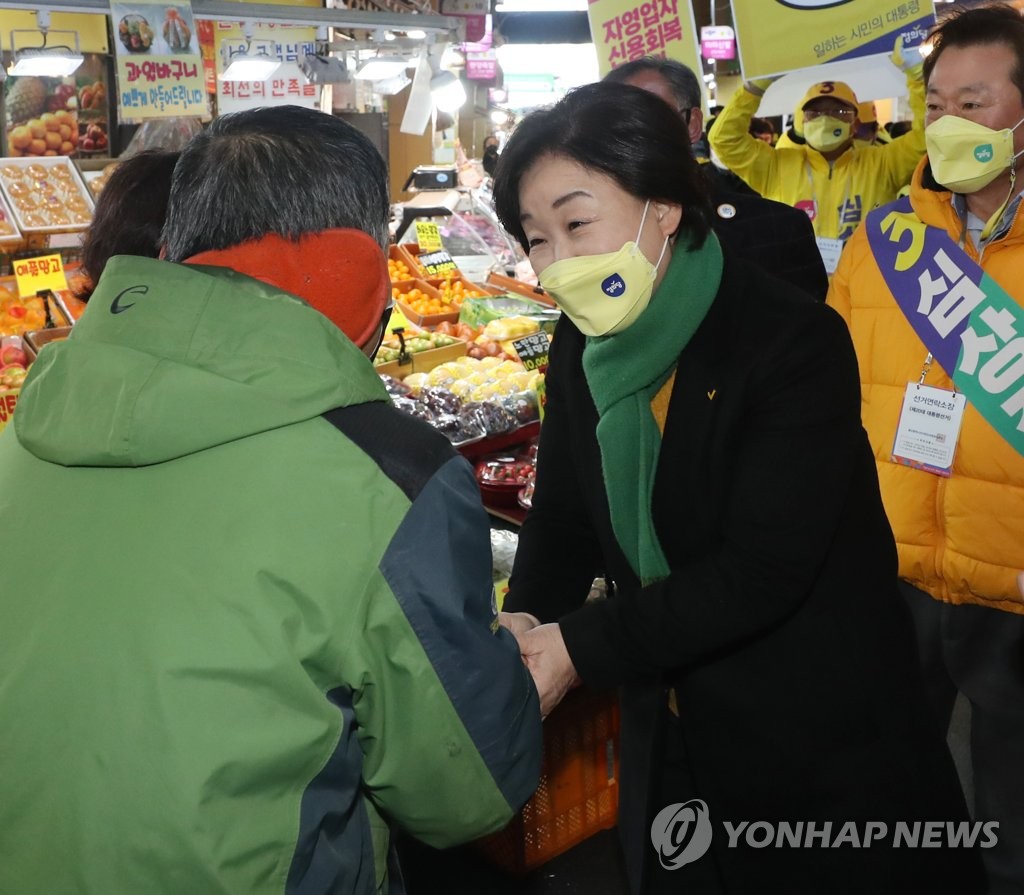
[
  {"xmin": 891, "ymin": 35, "xmax": 925, "ymax": 80},
  {"xmin": 744, "ymin": 75, "xmax": 778, "ymax": 96}
]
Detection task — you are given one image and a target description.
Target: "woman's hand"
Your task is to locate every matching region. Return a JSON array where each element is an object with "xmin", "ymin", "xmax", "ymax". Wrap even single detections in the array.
[
  {"xmin": 516, "ymin": 623, "xmax": 580, "ymax": 719},
  {"xmin": 498, "ymin": 611, "xmax": 541, "ymax": 637}
]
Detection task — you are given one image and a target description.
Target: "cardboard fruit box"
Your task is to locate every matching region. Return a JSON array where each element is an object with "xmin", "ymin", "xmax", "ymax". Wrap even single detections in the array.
[
  {"xmin": 392, "ymin": 278, "xmax": 460, "ymax": 328},
  {"xmin": 374, "ymin": 333, "xmax": 468, "ymax": 378}
]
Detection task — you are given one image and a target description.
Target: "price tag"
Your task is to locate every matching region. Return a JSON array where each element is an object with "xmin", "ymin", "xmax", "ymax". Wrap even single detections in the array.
[
  {"xmin": 415, "ymin": 221, "xmax": 444, "ymax": 254},
  {"xmin": 14, "ymin": 254, "xmax": 68, "ymax": 296},
  {"xmin": 511, "ymin": 331, "xmax": 551, "ymax": 372},
  {"xmin": 418, "ymin": 250, "xmax": 458, "ymax": 275}
]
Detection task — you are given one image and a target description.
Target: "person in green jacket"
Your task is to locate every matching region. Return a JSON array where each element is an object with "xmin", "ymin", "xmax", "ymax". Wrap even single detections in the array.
[{"xmin": 0, "ymin": 106, "xmax": 541, "ymax": 895}]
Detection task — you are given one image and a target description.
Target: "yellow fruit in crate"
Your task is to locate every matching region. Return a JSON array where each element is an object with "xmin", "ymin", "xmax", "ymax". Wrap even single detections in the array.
[
  {"xmin": 44, "ymin": 131, "xmax": 62, "ymax": 151},
  {"xmin": 29, "ymin": 120, "xmax": 45, "ymax": 139},
  {"xmin": 29, "ymin": 139, "xmax": 46, "ymax": 156},
  {"xmin": 9, "ymin": 126, "xmax": 32, "ymax": 151}
]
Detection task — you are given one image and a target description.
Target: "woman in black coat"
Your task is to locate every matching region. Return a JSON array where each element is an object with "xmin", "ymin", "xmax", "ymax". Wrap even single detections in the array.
[{"xmin": 492, "ymin": 82, "xmax": 985, "ymax": 895}]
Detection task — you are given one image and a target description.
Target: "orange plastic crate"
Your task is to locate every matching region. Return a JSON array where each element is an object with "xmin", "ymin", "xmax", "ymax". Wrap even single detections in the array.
[{"xmin": 474, "ymin": 686, "xmax": 620, "ymax": 875}]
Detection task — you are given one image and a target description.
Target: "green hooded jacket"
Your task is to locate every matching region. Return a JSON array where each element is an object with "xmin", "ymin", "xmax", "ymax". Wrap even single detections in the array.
[{"xmin": 0, "ymin": 255, "xmax": 541, "ymax": 894}]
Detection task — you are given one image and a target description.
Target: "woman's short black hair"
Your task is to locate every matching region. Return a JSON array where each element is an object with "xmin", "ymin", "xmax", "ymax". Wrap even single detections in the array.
[
  {"xmin": 79, "ymin": 149, "xmax": 180, "ymax": 299},
  {"xmin": 492, "ymin": 82, "xmax": 711, "ymax": 254}
]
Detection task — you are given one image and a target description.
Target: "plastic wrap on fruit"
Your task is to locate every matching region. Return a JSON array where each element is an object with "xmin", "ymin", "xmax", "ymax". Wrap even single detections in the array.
[
  {"xmin": 419, "ymin": 386, "xmax": 462, "ymax": 416},
  {"xmin": 433, "ymin": 413, "xmax": 484, "ymax": 445},
  {"xmin": 503, "ymin": 390, "xmax": 539, "ymax": 425},
  {"xmin": 461, "ymin": 402, "xmax": 518, "ymax": 436},
  {"xmin": 482, "ymin": 315, "xmax": 541, "ymax": 341},
  {"xmin": 392, "ymin": 396, "xmax": 436, "ymax": 424},
  {"xmin": 490, "ymin": 528, "xmax": 520, "ymax": 579},
  {"xmin": 378, "ymin": 374, "xmax": 412, "ymax": 397}
]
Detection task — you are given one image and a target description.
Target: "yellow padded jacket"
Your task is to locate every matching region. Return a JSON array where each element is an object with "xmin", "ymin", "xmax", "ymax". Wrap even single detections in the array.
[
  {"xmin": 709, "ymin": 79, "xmax": 925, "ymax": 242},
  {"xmin": 828, "ymin": 159, "xmax": 1024, "ymax": 613}
]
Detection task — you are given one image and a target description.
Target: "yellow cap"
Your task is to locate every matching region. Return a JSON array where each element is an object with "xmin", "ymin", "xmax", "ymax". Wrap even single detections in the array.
[
  {"xmin": 799, "ymin": 80, "xmax": 859, "ymax": 112},
  {"xmin": 856, "ymin": 100, "xmax": 877, "ymax": 123}
]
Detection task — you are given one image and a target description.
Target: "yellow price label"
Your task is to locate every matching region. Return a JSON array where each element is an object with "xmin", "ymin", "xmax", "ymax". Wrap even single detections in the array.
[
  {"xmin": 414, "ymin": 221, "xmax": 444, "ymax": 254},
  {"xmin": 13, "ymin": 254, "xmax": 68, "ymax": 297}
]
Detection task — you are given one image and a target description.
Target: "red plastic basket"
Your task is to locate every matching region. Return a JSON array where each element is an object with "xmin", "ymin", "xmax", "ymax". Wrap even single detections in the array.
[{"xmin": 474, "ymin": 686, "xmax": 620, "ymax": 875}]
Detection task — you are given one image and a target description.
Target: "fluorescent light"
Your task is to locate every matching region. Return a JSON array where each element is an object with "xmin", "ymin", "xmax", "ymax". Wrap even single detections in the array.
[
  {"xmin": 9, "ymin": 49, "xmax": 83, "ymax": 77},
  {"xmin": 355, "ymin": 56, "xmax": 409, "ymax": 80},
  {"xmin": 219, "ymin": 55, "xmax": 282, "ymax": 81},
  {"xmin": 431, "ymin": 70, "xmax": 467, "ymax": 112}
]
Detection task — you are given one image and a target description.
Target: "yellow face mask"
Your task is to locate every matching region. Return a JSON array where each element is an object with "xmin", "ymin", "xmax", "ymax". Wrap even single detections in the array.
[
  {"xmin": 925, "ymin": 114, "xmax": 1024, "ymax": 194},
  {"xmin": 803, "ymin": 116, "xmax": 852, "ymax": 153},
  {"xmin": 540, "ymin": 201, "xmax": 669, "ymax": 337}
]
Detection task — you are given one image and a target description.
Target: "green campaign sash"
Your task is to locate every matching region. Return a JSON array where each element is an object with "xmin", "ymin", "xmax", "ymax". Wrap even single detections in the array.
[{"xmin": 865, "ymin": 196, "xmax": 1024, "ymax": 457}]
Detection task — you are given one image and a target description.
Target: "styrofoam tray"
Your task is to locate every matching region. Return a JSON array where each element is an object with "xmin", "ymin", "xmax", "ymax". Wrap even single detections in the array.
[{"xmin": 0, "ymin": 156, "xmax": 94, "ymax": 234}]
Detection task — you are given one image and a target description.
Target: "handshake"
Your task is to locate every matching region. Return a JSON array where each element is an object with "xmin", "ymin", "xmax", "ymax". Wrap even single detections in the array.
[{"xmin": 499, "ymin": 611, "xmax": 580, "ymax": 719}]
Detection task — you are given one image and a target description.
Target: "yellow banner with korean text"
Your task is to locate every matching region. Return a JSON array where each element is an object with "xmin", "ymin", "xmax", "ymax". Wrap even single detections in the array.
[
  {"xmin": 110, "ymin": 0, "xmax": 209, "ymax": 121},
  {"xmin": 588, "ymin": 0, "xmax": 702, "ymax": 86},
  {"xmin": 730, "ymin": 0, "xmax": 935, "ymax": 80}
]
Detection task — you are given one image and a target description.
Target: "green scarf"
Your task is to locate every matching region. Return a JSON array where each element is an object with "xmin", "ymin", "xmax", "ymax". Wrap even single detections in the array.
[{"xmin": 581, "ymin": 232, "xmax": 723, "ymax": 585}]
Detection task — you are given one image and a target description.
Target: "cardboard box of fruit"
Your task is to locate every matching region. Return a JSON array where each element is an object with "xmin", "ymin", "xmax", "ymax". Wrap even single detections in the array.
[{"xmin": 373, "ymin": 329, "xmax": 467, "ymax": 377}]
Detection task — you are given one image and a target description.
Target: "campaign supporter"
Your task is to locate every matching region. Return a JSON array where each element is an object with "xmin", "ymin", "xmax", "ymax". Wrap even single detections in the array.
[
  {"xmin": 605, "ymin": 56, "xmax": 829, "ymax": 302},
  {"xmin": 828, "ymin": 6, "xmax": 1024, "ymax": 892},
  {"xmin": 492, "ymin": 81, "xmax": 983, "ymax": 895},
  {"xmin": 0, "ymin": 106, "xmax": 541, "ymax": 894},
  {"xmin": 709, "ymin": 41, "xmax": 927, "ymax": 272}
]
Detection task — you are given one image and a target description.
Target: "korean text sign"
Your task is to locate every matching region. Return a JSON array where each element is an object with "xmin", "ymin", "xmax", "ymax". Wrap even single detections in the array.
[
  {"xmin": 730, "ymin": 0, "xmax": 936, "ymax": 80},
  {"xmin": 110, "ymin": 0, "xmax": 209, "ymax": 120},
  {"xmin": 588, "ymin": 0, "xmax": 702, "ymax": 84}
]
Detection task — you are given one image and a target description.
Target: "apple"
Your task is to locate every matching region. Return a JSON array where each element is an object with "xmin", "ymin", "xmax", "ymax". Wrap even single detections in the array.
[
  {"xmin": 0, "ymin": 345, "xmax": 27, "ymax": 368},
  {"xmin": 0, "ymin": 365, "xmax": 27, "ymax": 389},
  {"xmin": 82, "ymin": 138, "xmax": 95, "ymax": 151}
]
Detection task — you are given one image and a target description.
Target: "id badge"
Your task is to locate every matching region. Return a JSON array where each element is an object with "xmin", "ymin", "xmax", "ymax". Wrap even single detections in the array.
[
  {"xmin": 891, "ymin": 383, "xmax": 967, "ymax": 477},
  {"xmin": 815, "ymin": 236, "xmax": 844, "ymax": 275}
]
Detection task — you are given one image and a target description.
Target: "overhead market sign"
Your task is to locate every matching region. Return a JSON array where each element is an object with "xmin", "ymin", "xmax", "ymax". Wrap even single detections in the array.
[
  {"xmin": 731, "ymin": 0, "xmax": 935, "ymax": 80},
  {"xmin": 110, "ymin": 0, "xmax": 208, "ymax": 120}
]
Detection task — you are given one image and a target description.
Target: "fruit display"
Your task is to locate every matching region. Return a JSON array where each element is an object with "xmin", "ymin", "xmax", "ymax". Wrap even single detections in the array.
[
  {"xmin": 391, "ymin": 283, "xmax": 453, "ymax": 322},
  {"xmin": 3, "ymin": 73, "xmax": 88, "ymax": 159},
  {"xmin": 0, "ymin": 158, "xmax": 94, "ymax": 231},
  {"xmin": 476, "ymin": 456, "xmax": 535, "ymax": 487},
  {"xmin": 388, "ymin": 257, "xmax": 414, "ymax": 281},
  {"xmin": 0, "ymin": 337, "xmax": 29, "ymax": 434},
  {"xmin": 428, "ymin": 274, "xmax": 492, "ymax": 307},
  {"xmin": 373, "ymin": 329, "xmax": 461, "ymax": 367},
  {"xmin": 119, "ymin": 14, "xmax": 155, "ymax": 53},
  {"xmin": 78, "ymin": 80, "xmax": 106, "ymax": 112},
  {"xmin": 5, "ymin": 78, "xmax": 47, "ymax": 131},
  {"xmin": 162, "ymin": 8, "xmax": 193, "ymax": 52},
  {"xmin": 78, "ymin": 121, "xmax": 108, "ymax": 155},
  {"xmin": 434, "ymin": 320, "xmax": 522, "ymax": 363},
  {"xmin": 0, "ymin": 339, "xmax": 29, "ymax": 390},
  {"xmin": 0, "ymin": 281, "xmax": 65, "ymax": 337},
  {"xmin": 0, "ymin": 193, "xmax": 21, "ymax": 244}
]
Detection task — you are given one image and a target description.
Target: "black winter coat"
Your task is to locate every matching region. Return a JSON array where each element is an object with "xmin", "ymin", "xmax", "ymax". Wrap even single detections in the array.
[{"xmin": 505, "ymin": 251, "xmax": 983, "ymax": 895}]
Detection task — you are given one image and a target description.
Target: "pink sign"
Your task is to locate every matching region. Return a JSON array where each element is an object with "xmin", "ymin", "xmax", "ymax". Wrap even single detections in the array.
[
  {"xmin": 700, "ymin": 25, "xmax": 735, "ymax": 61},
  {"xmin": 466, "ymin": 50, "xmax": 497, "ymax": 81}
]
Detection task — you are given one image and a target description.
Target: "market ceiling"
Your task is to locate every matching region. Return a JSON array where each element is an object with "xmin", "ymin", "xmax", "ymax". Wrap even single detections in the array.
[{"xmin": 494, "ymin": 11, "xmax": 590, "ymax": 44}]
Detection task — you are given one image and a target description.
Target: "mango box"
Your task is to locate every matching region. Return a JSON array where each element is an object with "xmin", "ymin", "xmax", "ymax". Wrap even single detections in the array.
[
  {"xmin": 0, "ymin": 388, "xmax": 20, "ymax": 434},
  {"xmin": 374, "ymin": 338, "xmax": 468, "ymax": 378}
]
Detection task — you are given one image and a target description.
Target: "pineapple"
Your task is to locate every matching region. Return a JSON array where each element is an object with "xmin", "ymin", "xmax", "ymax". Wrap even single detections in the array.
[{"xmin": 5, "ymin": 77, "xmax": 47, "ymax": 128}]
